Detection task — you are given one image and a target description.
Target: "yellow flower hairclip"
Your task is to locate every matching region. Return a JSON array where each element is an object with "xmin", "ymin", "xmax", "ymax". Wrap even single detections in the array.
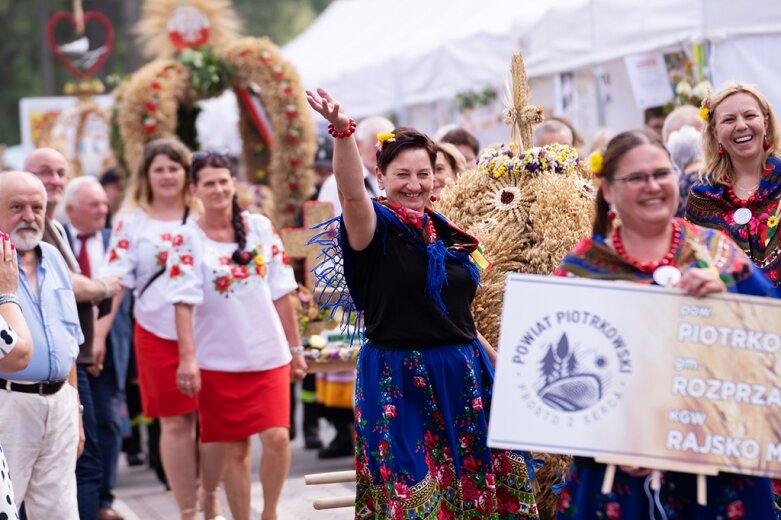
[
  {"xmin": 699, "ymin": 106, "xmax": 710, "ymax": 123},
  {"xmin": 699, "ymin": 97, "xmax": 711, "ymax": 123},
  {"xmin": 588, "ymin": 151, "xmax": 604, "ymax": 176},
  {"xmin": 377, "ymin": 132, "xmax": 396, "ymax": 143}
]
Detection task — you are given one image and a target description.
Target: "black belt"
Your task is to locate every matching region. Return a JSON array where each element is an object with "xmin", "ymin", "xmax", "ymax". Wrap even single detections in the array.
[{"xmin": 0, "ymin": 378, "xmax": 67, "ymax": 396}]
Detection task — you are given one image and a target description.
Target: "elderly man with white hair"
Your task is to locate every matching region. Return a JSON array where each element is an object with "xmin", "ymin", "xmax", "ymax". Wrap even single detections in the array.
[
  {"xmin": 60, "ymin": 176, "xmax": 128, "ymax": 520},
  {"xmin": 0, "ymin": 171, "xmax": 83, "ymax": 517}
]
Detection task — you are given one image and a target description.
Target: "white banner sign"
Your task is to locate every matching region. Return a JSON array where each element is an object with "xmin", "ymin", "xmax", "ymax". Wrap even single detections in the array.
[{"xmin": 488, "ymin": 273, "xmax": 781, "ymax": 478}]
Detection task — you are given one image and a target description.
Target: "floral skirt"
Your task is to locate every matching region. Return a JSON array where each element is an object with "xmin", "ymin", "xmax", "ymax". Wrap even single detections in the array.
[
  {"xmin": 556, "ymin": 458, "xmax": 778, "ymax": 520},
  {"xmin": 354, "ymin": 340, "xmax": 539, "ymax": 519}
]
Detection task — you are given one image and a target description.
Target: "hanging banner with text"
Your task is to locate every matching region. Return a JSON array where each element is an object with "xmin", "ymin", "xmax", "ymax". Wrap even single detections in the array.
[{"xmin": 487, "ymin": 273, "xmax": 781, "ymax": 478}]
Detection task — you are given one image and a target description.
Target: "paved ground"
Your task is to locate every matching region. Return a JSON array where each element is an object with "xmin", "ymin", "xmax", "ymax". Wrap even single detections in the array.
[{"xmin": 111, "ymin": 421, "xmax": 355, "ymax": 520}]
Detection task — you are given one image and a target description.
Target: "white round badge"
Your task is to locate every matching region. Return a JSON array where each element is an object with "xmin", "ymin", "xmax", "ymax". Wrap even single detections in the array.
[
  {"xmin": 653, "ymin": 265, "xmax": 682, "ymax": 287},
  {"xmin": 733, "ymin": 207, "xmax": 752, "ymax": 226}
]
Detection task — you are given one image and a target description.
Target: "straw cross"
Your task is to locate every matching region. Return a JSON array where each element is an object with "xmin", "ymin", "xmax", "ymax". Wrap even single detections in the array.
[{"xmin": 502, "ymin": 53, "xmax": 544, "ymax": 151}]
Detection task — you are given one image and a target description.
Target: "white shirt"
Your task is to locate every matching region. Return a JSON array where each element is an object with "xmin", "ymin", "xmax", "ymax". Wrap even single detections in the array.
[
  {"xmin": 100, "ymin": 209, "xmax": 191, "ymax": 340},
  {"xmin": 317, "ymin": 166, "xmax": 382, "ymax": 215},
  {"xmin": 68, "ymin": 224, "xmax": 104, "ymax": 278},
  {"xmin": 164, "ymin": 214, "xmax": 298, "ymax": 372}
]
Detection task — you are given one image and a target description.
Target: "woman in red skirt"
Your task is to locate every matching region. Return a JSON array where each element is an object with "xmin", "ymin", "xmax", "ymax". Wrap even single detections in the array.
[
  {"xmin": 165, "ymin": 151, "xmax": 307, "ymax": 520},
  {"xmin": 97, "ymin": 138, "xmax": 202, "ymax": 517}
]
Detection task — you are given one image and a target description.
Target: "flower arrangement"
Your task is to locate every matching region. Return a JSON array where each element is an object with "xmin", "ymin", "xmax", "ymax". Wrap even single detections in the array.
[
  {"xmin": 674, "ymin": 79, "xmax": 711, "ymax": 108},
  {"xmin": 477, "ymin": 143, "xmax": 580, "ymax": 180}
]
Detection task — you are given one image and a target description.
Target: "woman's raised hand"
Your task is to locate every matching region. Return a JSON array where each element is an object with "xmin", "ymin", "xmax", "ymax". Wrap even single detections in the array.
[
  {"xmin": 0, "ymin": 232, "xmax": 18, "ymax": 295},
  {"xmin": 306, "ymin": 88, "xmax": 351, "ymax": 130}
]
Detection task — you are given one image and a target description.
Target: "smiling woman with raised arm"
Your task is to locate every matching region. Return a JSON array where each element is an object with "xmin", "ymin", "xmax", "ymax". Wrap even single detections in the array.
[
  {"xmin": 685, "ymin": 82, "xmax": 781, "ymax": 293},
  {"xmin": 555, "ymin": 129, "xmax": 776, "ymax": 519},
  {"xmin": 306, "ymin": 88, "xmax": 538, "ymax": 519}
]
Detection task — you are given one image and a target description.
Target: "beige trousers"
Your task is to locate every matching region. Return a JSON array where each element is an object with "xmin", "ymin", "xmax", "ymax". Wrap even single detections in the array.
[{"xmin": 0, "ymin": 383, "xmax": 79, "ymax": 519}]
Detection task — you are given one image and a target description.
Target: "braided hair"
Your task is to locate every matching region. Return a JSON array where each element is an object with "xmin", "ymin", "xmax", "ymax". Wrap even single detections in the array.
[{"xmin": 190, "ymin": 151, "xmax": 252, "ymax": 265}]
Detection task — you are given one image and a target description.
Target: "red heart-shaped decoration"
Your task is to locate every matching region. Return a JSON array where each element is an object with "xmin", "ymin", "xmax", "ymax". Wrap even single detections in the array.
[{"xmin": 46, "ymin": 11, "xmax": 114, "ymax": 81}]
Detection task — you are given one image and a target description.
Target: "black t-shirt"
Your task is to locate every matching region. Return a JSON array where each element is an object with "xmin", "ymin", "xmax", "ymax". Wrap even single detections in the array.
[{"xmin": 343, "ymin": 209, "xmax": 478, "ymax": 349}]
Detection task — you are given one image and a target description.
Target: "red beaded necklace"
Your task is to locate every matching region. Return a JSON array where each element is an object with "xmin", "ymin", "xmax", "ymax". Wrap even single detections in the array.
[
  {"xmin": 611, "ymin": 221, "xmax": 682, "ymax": 274},
  {"xmin": 724, "ymin": 184, "xmax": 758, "ymax": 209}
]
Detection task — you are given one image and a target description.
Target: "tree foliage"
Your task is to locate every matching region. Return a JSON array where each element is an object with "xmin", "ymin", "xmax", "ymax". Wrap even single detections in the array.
[{"xmin": 0, "ymin": 0, "xmax": 332, "ymax": 146}]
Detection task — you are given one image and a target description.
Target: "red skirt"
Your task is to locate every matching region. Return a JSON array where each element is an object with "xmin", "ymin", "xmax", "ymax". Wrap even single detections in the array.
[
  {"xmin": 134, "ymin": 323, "xmax": 199, "ymax": 418},
  {"xmin": 199, "ymin": 364, "xmax": 290, "ymax": 443}
]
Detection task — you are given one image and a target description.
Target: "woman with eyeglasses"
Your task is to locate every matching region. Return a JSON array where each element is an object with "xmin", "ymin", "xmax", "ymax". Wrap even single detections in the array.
[
  {"xmin": 165, "ymin": 151, "xmax": 307, "ymax": 520},
  {"xmin": 555, "ymin": 129, "xmax": 776, "ymax": 519},
  {"xmin": 96, "ymin": 138, "xmax": 202, "ymax": 518},
  {"xmin": 685, "ymin": 82, "xmax": 781, "ymax": 294}
]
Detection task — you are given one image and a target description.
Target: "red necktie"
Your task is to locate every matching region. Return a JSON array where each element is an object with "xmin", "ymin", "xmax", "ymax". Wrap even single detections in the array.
[{"xmin": 77, "ymin": 234, "xmax": 93, "ymax": 278}]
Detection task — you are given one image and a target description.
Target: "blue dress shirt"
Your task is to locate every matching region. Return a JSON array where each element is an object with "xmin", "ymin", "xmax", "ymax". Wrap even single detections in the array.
[{"xmin": 0, "ymin": 242, "xmax": 83, "ymax": 382}]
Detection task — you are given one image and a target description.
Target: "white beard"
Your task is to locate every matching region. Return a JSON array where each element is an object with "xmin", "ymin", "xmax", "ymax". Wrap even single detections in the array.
[{"xmin": 10, "ymin": 222, "xmax": 43, "ymax": 252}]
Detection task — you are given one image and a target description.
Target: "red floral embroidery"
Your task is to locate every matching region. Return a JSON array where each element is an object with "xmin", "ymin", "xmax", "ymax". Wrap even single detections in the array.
[
  {"xmin": 180, "ymin": 254, "xmax": 194, "ymax": 266},
  {"xmin": 475, "ymin": 491, "xmax": 494, "ymax": 515},
  {"xmin": 384, "ymin": 404, "xmax": 397, "ymax": 418},
  {"xmin": 379, "ymin": 465, "xmax": 392, "ymax": 482},
  {"xmin": 461, "ymin": 474, "xmax": 479, "ymax": 500},
  {"xmin": 117, "ymin": 239, "xmax": 130, "ymax": 250},
  {"xmin": 413, "ymin": 376, "xmax": 426, "ymax": 388},
  {"xmin": 231, "ymin": 265, "xmax": 249, "ymax": 280},
  {"xmin": 392, "ymin": 481, "xmax": 409, "ymax": 500},
  {"xmin": 463, "ymin": 454, "xmax": 482, "ymax": 473},
  {"xmin": 172, "ymin": 235, "xmax": 183, "ymax": 247},
  {"xmin": 458, "ymin": 432, "xmax": 475, "ymax": 450},
  {"xmin": 605, "ymin": 501, "xmax": 621, "ymax": 520},
  {"xmin": 559, "ymin": 487, "xmax": 572, "ymax": 511},
  {"xmin": 218, "ymin": 256, "xmax": 231, "ymax": 265},
  {"xmin": 214, "ymin": 275, "xmax": 231, "ymax": 294},
  {"xmin": 471, "ymin": 397, "xmax": 483, "ymax": 411},
  {"xmin": 727, "ymin": 500, "xmax": 745, "ymax": 520},
  {"xmin": 161, "ymin": 232, "xmax": 172, "ymax": 241},
  {"xmin": 108, "ymin": 249, "xmax": 119, "ymax": 262},
  {"xmin": 271, "ymin": 244, "xmax": 279, "ymax": 256},
  {"xmin": 169, "ymin": 265, "xmax": 181, "ymax": 278},
  {"xmin": 424, "ymin": 431, "xmax": 440, "ymax": 449},
  {"xmin": 492, "ymin": 453, "xmax": 511, "ymax": 475},
  {"xmin": 156, "ymin": 250, "xmax": 168, "ymax": 266}
]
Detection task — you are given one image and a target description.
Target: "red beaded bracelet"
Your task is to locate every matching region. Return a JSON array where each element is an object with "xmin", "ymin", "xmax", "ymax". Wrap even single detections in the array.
[{"xmin": 327, "ymin": 118, "xmax": 357, "ymax": 138}]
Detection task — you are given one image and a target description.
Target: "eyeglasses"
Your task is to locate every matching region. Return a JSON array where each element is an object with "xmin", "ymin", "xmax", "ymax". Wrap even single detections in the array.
[{"xmin": 612, "ymin": 170, "xmax": 674, "ymax": 187}]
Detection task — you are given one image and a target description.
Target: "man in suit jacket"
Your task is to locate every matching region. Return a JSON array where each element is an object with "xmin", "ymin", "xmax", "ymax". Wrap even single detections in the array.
[{"xmin": 62, "ymin": 176, "xmax": 128, "ymax": 520}]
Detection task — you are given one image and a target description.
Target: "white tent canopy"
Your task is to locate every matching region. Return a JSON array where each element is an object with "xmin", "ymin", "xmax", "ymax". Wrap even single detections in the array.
[
  {"xmin": 283, "ymin": 0, "xmax": 548, "ymax": 117},
  {"xmin": 282, "ymin": 0, "xmax": 781, "ymax": 137}
]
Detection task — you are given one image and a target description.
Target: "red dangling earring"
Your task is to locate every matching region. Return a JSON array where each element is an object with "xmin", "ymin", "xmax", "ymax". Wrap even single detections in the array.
[
  {"xmin": 763, "ymin": 137, "xmax": 772, "ymax": 150},
  {"xmin": 717, "ymin": 143, "xmax": 725, "ymax": 156},
  {"xmin": 429, "ymin": 194, "xmax": 439, "ymax": 203},
  {"xmin": 607, "ymin": 208, "xmax": 617, "ymax": 221}
]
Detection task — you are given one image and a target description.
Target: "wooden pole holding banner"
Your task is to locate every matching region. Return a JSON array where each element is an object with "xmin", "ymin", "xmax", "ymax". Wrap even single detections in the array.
[
  {"xmin": 304, "ymin": 470, "xmax": 356, "ymax": 485},
  {"xmin": 595, "ymin": 456, "xmax": 715, "ymax": 506},
  {"xmin": 305, "ymin": 470, "xmax": 356, "ymax": 510},
  {"xmin": 313, "ymin": 496, "xmax": 355, "ymax": 510}
]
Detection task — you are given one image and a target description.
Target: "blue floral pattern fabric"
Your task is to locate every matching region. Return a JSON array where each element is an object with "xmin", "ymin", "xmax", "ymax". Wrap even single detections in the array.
[{"xmin": 355, "ymin": 341, "xmax": 538, "ymax": 519}]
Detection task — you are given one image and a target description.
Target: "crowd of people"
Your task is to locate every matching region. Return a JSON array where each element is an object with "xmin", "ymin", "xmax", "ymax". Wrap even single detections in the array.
[{"xmin": 0, "ymin": 78, "xmax": 778, "ymax": 520}]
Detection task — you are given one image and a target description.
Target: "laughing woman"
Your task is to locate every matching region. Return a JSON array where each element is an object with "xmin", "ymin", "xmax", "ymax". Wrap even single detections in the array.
[
  {"xmin": 685, "ymin": 83, "xmax": 781, "ymax": 293},
  {"xmin": 165, "ymin": 152, "xmax": 307, "ymax": 520},
  {"xmin": 306, "ymin": 88, "xmax": 538, "ymax": 519}
]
